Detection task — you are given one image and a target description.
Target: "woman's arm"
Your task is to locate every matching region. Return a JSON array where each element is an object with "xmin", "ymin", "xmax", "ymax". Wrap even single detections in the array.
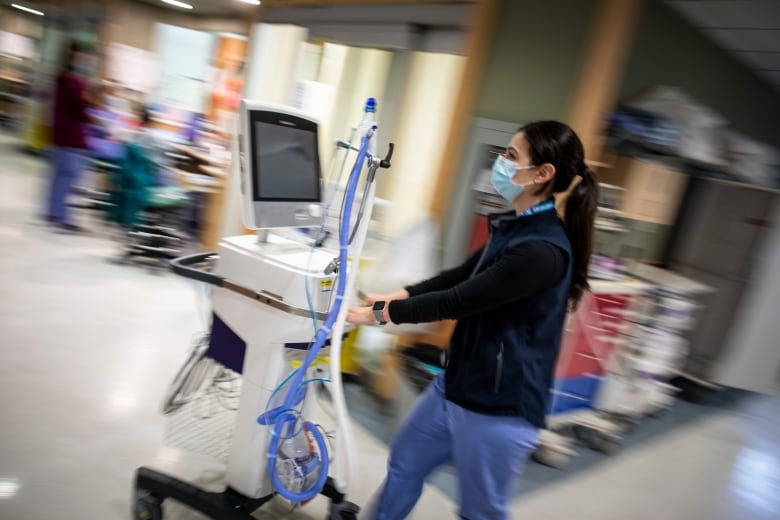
[
  {"xmin": 402, "ymin": 247, "xmax": 484, "ymax": 297},
  {"xmin": 387, "ymin": 241, "xmax": 566, "ymax": 324},
  {"xmin": 347, "ymin": 247, "xmax": 484, "ymax": 325}
]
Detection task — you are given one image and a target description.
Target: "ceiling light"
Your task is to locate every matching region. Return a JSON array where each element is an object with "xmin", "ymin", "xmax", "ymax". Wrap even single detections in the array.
[
  {"xmin": 161, "ymin": 0, "xmax": 193, "ymax": 9},
  {"xmin": 11, "ymin": 3, "xmax": 44, "ymax": 16},
  {"xmin": 240, "ymin": 0, "xmax": 261, "ymax": 5}
]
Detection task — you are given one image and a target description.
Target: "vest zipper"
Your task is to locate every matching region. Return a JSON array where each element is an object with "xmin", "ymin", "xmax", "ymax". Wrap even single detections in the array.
[{"xmin": 494, "ymin": 342, "xmax": 504, "ymax": 393}]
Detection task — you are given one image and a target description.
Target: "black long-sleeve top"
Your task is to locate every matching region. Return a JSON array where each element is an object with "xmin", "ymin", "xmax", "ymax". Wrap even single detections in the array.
[{"xmin": 388, "ymin": 241, "xmax": 567, "ymax": 324}]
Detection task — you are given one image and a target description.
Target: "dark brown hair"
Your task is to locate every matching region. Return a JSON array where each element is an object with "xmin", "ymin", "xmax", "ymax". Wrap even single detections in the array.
[{"xmin": 519, "ymin": 121, "xmax": 599, "ymax": 306}]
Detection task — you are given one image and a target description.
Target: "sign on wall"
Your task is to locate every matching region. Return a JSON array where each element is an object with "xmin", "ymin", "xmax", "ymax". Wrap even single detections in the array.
[
  {"xmin": 153, "ymin": 23, "xmax": 215, "ymax": 113},
  {"xmin": 106, "ymin": 42, "xmax": 159, "ymax": 94}
]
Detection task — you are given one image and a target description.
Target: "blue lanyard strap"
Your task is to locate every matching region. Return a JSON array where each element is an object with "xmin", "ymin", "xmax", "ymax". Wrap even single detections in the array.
[{"xmin": 518, "ymin": 199, "xmax": 555, "ymax": 217}]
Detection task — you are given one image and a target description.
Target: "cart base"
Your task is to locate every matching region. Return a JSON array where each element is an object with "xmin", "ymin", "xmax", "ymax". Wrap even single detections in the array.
[{"xmin": 133, "ymin": 466, "xmax": 359, "ymax": 520}]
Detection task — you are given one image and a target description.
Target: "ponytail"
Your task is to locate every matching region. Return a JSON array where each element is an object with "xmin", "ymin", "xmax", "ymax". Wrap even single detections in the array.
[
  {"xmin": 519, "ymin": 121, "xmax": 600, "ymax": 308},
  {"xmin": 563, "ymin": 166, "xmax": 599, "ymax": 307}
]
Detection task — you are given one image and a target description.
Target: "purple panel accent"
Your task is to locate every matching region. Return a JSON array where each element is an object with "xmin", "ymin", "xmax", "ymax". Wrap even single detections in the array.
[
  {"xmin": 285, "ymin": 342, "xmax": 312, "ymax": 351},
  {"xmin": 207, "ymin": 313, "xmax": 246, "ymax": 374}
]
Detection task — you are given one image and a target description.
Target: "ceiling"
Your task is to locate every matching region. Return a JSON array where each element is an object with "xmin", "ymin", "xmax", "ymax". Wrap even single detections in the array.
[
  {"xmin": 665, "ymin": 0, "xmax": 780, "ymax": 92},
  {"xmin": 135, "ymin": 0, "xmax": 260, "ymax": 17},
  {"xmin": 134, "ymin": 0, "xmax": 471, "ymax": 26},
  {"xmin": 136, "ymin": 0, "xmax": 779, "ymax": 91},
  {"xmin": 258, "ymin": 2, "xmax": 471, "ymax": 51}
]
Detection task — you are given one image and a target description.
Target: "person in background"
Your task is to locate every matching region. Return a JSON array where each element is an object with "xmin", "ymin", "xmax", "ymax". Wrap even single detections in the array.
[
  {"xmin": 347, "ymin": 121, "xmax": 599, "ymax": 520},
  {"xmin": 45, "ymin": 41, "xmax": 94, "ymax": 233},
  {"xmin": 85, "ymin": 83, "xmax": 117, "ymax": 151},
  {"xmin": 109, "ymin": 106, "xmax": 160, "ymax": 229},
  {"xmin": 134, "ymin": 106, "xmax": 171, "ymax": 184}
]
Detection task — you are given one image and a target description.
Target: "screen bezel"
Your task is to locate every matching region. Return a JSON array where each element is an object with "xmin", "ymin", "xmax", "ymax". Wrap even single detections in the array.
[{"xmin": 248, "ymin": 109, "xmax": 322, "ymax": 203}]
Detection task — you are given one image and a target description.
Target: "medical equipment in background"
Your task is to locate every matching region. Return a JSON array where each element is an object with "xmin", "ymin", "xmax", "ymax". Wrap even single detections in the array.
[
  {"xmin": 73, "ymin": 145, "xmax": 194, "ymax": 272},
  {"xmin": 132, "ymin": 98, "xmax": 393, "ymax": 520},
  {"xmin": 532, "ymin": 265, "xmax": 710, "ymax": 469},
  {"xmin": 531, "ymin": 283, "xmax": 650, "ymax": 468}
]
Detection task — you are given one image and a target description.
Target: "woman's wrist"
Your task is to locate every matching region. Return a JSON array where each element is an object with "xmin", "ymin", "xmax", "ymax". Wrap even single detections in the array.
[
  {"xmin": 384, "ymin": 290, "xmax": 409, "ymax": 323},
  {"xmin": 394, "ymin": 289, "xmax": 410, "ymax": 300}
]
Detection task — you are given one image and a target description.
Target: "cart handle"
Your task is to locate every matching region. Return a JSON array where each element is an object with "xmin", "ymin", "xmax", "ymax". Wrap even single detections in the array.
[
  {"xmin": 169, "ymin": 252, "xmax": 224, "ymax": 287},
  {"xmin": 169, "ymin": 251, "xmax": 330, "ymax": 321}
]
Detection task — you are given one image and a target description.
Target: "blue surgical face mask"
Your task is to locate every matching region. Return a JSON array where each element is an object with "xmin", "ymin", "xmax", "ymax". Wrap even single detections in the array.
[{"xmin": 491, "ymin": 155, "xmax": 535, "ymax": 202}]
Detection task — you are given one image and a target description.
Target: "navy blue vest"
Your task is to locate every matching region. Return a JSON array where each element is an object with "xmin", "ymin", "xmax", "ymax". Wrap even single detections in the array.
[{"xmin": 444, "ymin": 207, "xmax": 572, "ymax": 428}]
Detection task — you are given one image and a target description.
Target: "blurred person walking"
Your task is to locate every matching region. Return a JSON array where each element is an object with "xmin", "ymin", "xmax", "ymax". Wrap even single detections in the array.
[{"xmin": 45, "ymin": 41, "xmax": 94, "ymax": 233}]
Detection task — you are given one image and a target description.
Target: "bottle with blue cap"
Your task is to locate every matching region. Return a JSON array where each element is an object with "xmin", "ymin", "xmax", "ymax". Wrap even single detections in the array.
[{"xmin": 356, "ymin": 97, "xmax": 378, "ymax": 157}]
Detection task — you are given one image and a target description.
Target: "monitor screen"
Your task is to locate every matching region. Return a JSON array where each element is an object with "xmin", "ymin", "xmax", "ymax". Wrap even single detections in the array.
[{"xmin": 250, "ymin": 111, "xmax": 321, "ymax": 202}]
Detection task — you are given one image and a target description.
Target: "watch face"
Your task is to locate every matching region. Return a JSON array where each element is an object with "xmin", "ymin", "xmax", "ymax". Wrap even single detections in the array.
[{"xmin": 372, "ymin": 300, "xmax": 387, "ymax": 324}]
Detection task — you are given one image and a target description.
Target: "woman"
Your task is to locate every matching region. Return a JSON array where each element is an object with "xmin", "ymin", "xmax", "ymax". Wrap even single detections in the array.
[{"xmin": 347, "ymin": 121, "xmax": 599, "ymax": 520}]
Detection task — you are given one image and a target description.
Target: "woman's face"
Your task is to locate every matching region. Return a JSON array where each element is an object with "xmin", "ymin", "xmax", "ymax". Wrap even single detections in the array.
[{"xmin": 504, "ymin": 132, "xmax": 538, "ymax": 186}]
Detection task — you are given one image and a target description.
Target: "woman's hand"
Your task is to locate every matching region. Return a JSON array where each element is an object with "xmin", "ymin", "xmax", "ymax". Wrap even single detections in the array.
[
  {"xmin": 347, "ymin": 289, "xmax": 408, "ymax": 325},
  {"xmin": 346, "ymin": 305, "xmax": 378, "ymax": 325}
]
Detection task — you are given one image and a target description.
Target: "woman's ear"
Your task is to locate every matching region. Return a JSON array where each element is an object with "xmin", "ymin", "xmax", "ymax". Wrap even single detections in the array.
[{"xmin": 536, "ymin": 163, "xmax": 556, "ymax": 183}]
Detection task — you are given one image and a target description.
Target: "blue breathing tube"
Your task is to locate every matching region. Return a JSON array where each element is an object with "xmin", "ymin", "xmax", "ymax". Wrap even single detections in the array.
[{"xmin": 263, "ymin": 129, "xmax": 373, "ymax": 502}]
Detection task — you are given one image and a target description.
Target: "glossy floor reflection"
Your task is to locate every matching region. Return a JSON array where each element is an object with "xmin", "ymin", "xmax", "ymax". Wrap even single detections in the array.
[
  {"xmin": 509, "ymin": 393, "xmax": 780, "ymax": 519},
  {"xmin": 0, "ymin": 133, "xmax": 451, "ymax": 520},
  {"xmin": 1, "ymin": 131, "xmax": 778, "ymax": 520}
]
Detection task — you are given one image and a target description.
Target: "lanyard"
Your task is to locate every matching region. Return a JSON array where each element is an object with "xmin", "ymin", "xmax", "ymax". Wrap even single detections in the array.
[{"xmin": 517, "ymin": 199, "xmax": 555, "ymax": 217}]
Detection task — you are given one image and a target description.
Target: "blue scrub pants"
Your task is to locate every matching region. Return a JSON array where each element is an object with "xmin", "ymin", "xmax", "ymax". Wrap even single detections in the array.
[
  {"xmin": 368, "ymin": 375, "xmax": 539, "ymax": 520},
  {"xmin": 47, "ymin": 146, "xmax": 85, "ymax": 225}
]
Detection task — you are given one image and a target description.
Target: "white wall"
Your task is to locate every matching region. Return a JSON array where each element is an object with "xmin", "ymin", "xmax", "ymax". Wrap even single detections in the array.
[
  {"xmin": 221, "ymin": 23, "xmax": 311, "ymax": 239},
  {"xmin": 320, "ymin": 45, "xmax": 392, "ymax": 168},
  {"xmin": 382, "ymin": 51, "xmax": 466, "ymax": 236},
  {"xmin": 295, "ymin": 42, "xmax": 343, "ymax": 153},
  {"xmin": 105, "ymin": 43, "xmax": 158, "ymax": 94},
  {"xmin": 0, "ymin": 7, "xmax": 42, "ymax": 39},
  {"xmin": 0, "ymin": 31, "xmax": 36, "ymax": 59},
  {"xmin": 715, "ymin": 198, "xmax": 780, "ymax": 394},
  {"xmin": 243, "ymin": 24, "xmax": 309, "ymax": 104},
  {"xmin": 105, "ymin": 0, "xmax": 247, "ymax": 51},
  {"xmin": 153, "ymin": 23, "xmax": 215, "ymax": 113}
]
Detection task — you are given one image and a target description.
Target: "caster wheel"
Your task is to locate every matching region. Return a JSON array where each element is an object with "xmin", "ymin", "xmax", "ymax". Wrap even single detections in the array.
[
  {"xmin": 611, "ymin": 414, "xmax": 637, "ymax": 434},
  {"xmin": 679, "ymin": 381, "xmax": 717, "ymax": 405},
  {"xmin": 588, "ymin": 433, "xmax": 621, "ymax": 455},
  {"xmin": 572, "ymin": 424, "xmax": 597, "ymax": 444},
  {"xmin": 329, "ymin": 500, "xmax": 360, "ymax": 520},
  {"xmin": 647, "ymin": 406, "xmax": 669, "ymax": 420},
  {"xmin": 531, "ymin": 445, "xmax": 571, "ymax": 469},
  {"xmin": 623, "ymin": 420, "xmax": 638, "ymax": 435},
  {"xmin": 269, "ymin": 495, "xmax": 300, "ymax": 514},
  {"xmin": 108, "ymin": 255, "xmax": 128, "ymax": 266},
  {"xmin": 134, "ymin": 490, "xmax": 163, "ymax": 520}
]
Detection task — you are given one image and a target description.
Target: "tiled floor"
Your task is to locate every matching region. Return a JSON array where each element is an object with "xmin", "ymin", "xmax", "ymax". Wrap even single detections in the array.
[{"xmin": 1, "ymin": 132, "xmax": 778, "ymax": 519}]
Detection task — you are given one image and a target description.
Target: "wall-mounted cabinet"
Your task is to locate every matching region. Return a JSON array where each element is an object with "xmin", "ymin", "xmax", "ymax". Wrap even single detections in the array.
[{"xmin": 598, "ymin": 154, "xmax": 689, "ymax": 226}]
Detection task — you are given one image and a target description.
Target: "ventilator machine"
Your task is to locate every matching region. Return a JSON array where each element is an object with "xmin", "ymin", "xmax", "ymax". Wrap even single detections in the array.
[{"xmin": 133, "ymin": 97, "xmax": 393, "ymax": 520}]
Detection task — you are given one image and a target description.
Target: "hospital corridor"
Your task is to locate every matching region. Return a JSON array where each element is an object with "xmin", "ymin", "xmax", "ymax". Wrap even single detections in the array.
[
  {"xmin": 1, "ymin": 128, "xmax": 779, "ymax": 519},
  {"xmin": 2, "ymin": 0, "xmax": 780, "ymax": 518}
]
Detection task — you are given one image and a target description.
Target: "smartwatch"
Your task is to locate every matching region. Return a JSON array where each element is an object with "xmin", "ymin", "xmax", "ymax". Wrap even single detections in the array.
[{"xmin": 372, "ymin": 301, "xmax": 388, "ymax": 325}]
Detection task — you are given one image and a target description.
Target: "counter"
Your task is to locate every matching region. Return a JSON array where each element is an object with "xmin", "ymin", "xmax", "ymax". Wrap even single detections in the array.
[
  {"xmin": 589, "ymin": 276, "xmax": 652, "ymax": 295},
  {"xmin": 624, "ymin": 261, "xmax": 714, "ymax": 296},
  {"xmin": 167, "ymin": 143, "xmax": 232, "ymax": 251}
]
